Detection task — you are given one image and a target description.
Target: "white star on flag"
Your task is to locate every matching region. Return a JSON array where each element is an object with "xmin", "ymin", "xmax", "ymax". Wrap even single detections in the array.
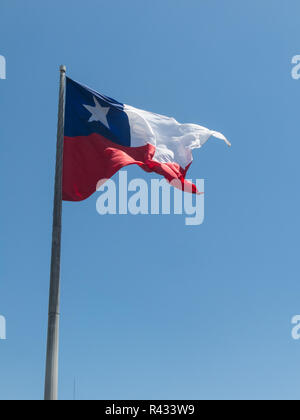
[{"xmin": 83, "ymin": 96, "xmax": 110, "ymax": 129}]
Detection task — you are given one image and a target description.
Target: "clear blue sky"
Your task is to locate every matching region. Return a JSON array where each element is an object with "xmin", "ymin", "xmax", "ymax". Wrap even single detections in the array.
[{"xmin": 0, "ymin": 0, "xmax": 300, "ymax": 400}]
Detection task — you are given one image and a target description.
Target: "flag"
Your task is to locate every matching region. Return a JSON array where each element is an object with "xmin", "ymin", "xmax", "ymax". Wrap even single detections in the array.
[{"xmin": 63, "ymin": 78, "xmax": 230, "ymax": 201}]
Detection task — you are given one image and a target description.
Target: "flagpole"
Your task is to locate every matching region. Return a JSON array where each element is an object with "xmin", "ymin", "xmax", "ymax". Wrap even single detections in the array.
[{"xmin": 44, "ymin": 65, "xmax": 66, "ymax": 401}]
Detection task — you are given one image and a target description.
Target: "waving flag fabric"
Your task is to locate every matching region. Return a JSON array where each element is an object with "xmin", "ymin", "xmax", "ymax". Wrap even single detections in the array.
[{"xmin": 63, "ymin": 78, "xmax": 230, "ymax": 201}]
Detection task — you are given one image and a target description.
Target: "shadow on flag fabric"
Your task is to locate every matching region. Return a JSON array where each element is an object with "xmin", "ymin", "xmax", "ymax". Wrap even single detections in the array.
[{"xmin": 63, "ymin": 78, "xmax": 230, "ymax": 201}]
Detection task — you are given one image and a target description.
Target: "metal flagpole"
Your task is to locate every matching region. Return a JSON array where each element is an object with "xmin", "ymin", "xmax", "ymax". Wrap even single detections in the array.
[{"xmin": 44, "ymin": 65, "xmax": 66, "ymax": 401}]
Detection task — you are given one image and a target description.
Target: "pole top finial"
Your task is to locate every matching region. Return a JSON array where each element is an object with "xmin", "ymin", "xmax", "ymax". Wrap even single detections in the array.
[{"xmin": 60, "ymin": 65, "xmax": 66, "ymax": 73}]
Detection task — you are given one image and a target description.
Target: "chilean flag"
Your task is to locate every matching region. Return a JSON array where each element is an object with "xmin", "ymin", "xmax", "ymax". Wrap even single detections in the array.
[{"xmin": 63, "ymin": 78, "xmax": 230, "ymax": 201}]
